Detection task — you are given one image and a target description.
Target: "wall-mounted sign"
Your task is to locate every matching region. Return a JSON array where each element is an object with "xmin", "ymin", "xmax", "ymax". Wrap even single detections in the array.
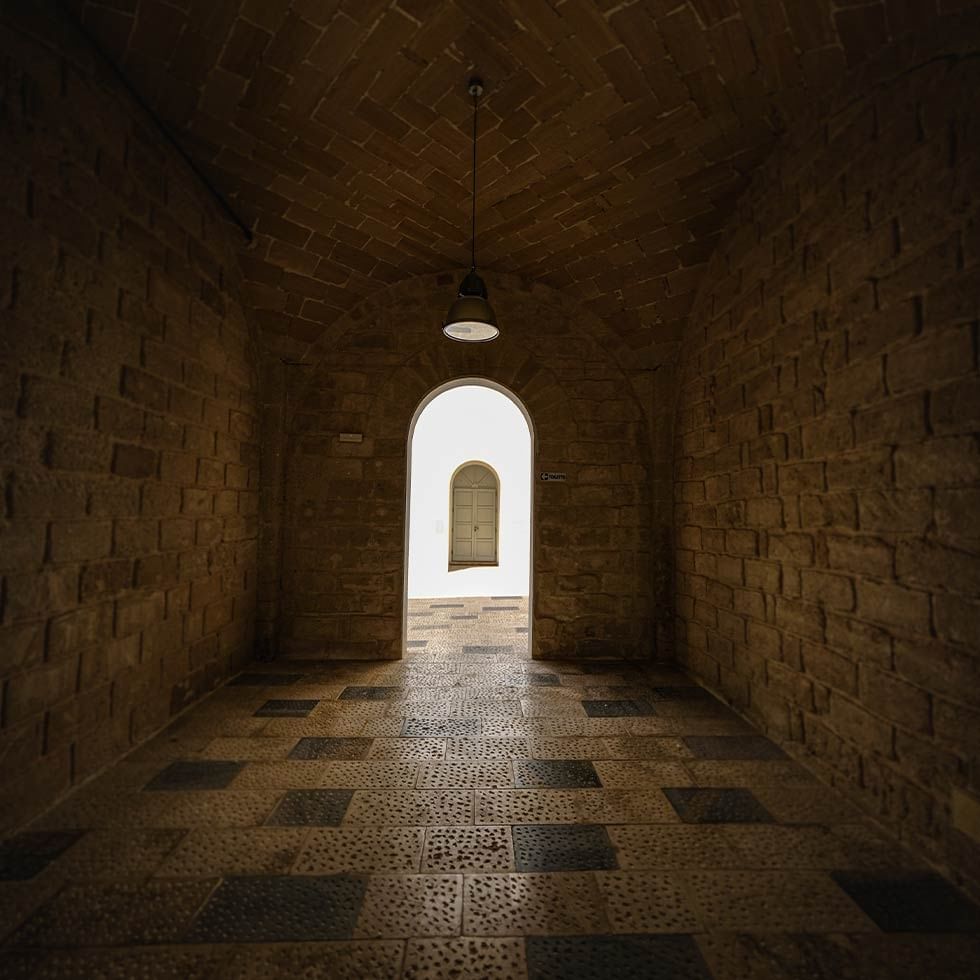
[
  {"xmin": 539, "ymin": 471, "xmax": 567, "ymax": 482},
  {"xmin": 339, "ymin": 433, "xmax": 363, "ymax": 443}
]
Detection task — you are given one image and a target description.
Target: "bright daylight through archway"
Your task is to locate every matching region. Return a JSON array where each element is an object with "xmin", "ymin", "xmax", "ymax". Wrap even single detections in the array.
[{"xmin": 406, "ymin": 382, "xmax": 532, "ymax": 655}]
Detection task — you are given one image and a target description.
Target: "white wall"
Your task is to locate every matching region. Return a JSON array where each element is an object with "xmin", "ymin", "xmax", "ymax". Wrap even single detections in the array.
[{"xmin": 408, "ymin": 384, "xmax": 531, "ymax": 598}]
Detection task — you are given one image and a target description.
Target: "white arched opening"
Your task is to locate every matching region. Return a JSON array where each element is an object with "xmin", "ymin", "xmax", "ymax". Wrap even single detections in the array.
[{"xmin": 404, "ymin": 380, "xmax": 534, "ymax": 652}]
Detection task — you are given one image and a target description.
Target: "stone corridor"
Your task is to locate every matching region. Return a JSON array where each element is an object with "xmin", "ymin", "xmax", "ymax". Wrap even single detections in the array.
[{"xmin": 2, "ymin": 599, "xmax": 978, "ymax": 978}]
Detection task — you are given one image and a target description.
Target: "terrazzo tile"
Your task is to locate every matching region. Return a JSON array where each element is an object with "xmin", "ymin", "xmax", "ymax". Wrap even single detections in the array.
[
  {"xmin": 144, "ymin": 760, "xmax": 244, "ymax": 791},
  {"xmin": 592, "ymin": 761, "xmax": 694, "ymax": 788},
  {"xmin": 525, "ymin": 934, "xmax": 712, "ymax": 980},
  {"xmin": 340, "ymin": 686, "xmax": 403, "ymax": 700},
  {"xmin": 10, "ymin": 879, "xmax": 216, "ymax": 947},
  {"xmin": 198, "ymin": 737, "xmax": 298, "ymax": 761},
  {"xmin": 253, "ymin": 699, "xmax": 319, "ymax": 717},
  {"xmin": 512, "ymin": 824, "xmax": 618, "ymax": 872},
  {"xmin": 288, "ymin": 737, "xmax": 373, "ymax": 760},
  {"xmin": 403, "ymin": 718, "xmax": 481, "ymax": 737},
  {"xmin": 355, "ymin": 874, "xmax": 462, "ymax": 938},
  {"xmin": 601, "ymin": 736, "xmax": 696, "ymax": 759},
  {"xmin": 13, "ymin": 592, "xmax": 968, "ymax": 977},
  {"xmin": 830, "ymin": 870, "xmax": 980, "ymax": 931},
  {"xmin": 417, "ymin": 762, "xmax": 514, "ymax": 789},
  {"xmin": 529, "ymin": 737, "xmax": 612, "ymax": 760},
  {"xmin": 294, "ymin": 827, "xmax": 425, "ymax": 873},
  {"xmin": 368, "ymin": 738, "xmax": 447, "ymax": 760},
  {"xmin": 665, "ymin": 787, "xmax": 774, "ymax": 824},
  {"xmin": 344, "ymin": 790, "xmax": 474, "ymax": 825},
  {"xmin": 422, "ymin": 826, "xmax": 514, "ymax": 872},
  {"xmin": 154, "ymin": 828, "xmax": 307, "ymax": 876},
  {"xmin": 266, "ymin": 789, "xmax": 354, "ymax": 825},
  {"xmin": 609, "ymin": 825, "xmax": 743, "ymax": 870},
  {"xmin": 463, "ymin": 872, "xmax": 608, "ymax": 935},
  {"xmin": 185, "ymin": 874, "xmax": 366, "ymax": 942},
  {"xmin": 686, "ymin": 870, "xmax": 878, "ymax": 931},
  {"xmin": 697, "ymin": 932, "xmax": 980, "ymax": 980},
  {"xmin": 683, "ymin": 735, "xmax": 788, "ymax": 760},
  {"xmin": 582, "ymin": 699, "xmax": 657, "ymax": 717},
  {"xmin": 23, "ymin": 947, "xmax": 231, "ymax": 979},
  {"xmin": 403, "ymin": 937, "xmax": 526, "ymax": 980},
  {"xmin": 513, "ymin": 760, "xmax": 602, "ymax": 788},
  {"xmin": 596, "ymin": 871, "xmax": 702, "ymax": 933},
  {"xmin": 447, "ymin": 737, "xmax": 531, "ymax": 759},
  {"xmin": 220, "ymin": 941, "xmax": 403, "ymax": 979},
  {"xmin": 0, "ymin": 832, "xmax": 85, "ymax": 881},
  {"xmin": 51, "ymin": 829, "xmax": 186, "ymax": 880}
]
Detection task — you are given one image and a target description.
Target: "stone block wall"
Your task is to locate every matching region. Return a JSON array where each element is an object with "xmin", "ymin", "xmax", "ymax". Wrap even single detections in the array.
[
  {"xmin": 0, "ymin": 11, "xmax": 258, "ymax": 831},
  {"xmin": 274, "ymin": 273, "xmax": 656, "ymax": 661},
  {"xmin": 674, "ymin": 50, "xmax": 980, "ymax": 891}
]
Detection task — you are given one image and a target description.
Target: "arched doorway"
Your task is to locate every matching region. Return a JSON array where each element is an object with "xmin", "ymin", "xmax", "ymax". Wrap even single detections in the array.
[{"xmin": 404, "ymin": 379, "xmax": 534, "ymax": 655}]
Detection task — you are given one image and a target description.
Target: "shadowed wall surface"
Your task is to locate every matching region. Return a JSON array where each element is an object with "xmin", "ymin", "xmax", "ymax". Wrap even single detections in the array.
[
  {"xmin": 674, "ymin": 45, "xmax": 980, "ymax": 894},
  {"xmin": 0, "ymin": 15, "xmax": 260, "ymax": 833}
]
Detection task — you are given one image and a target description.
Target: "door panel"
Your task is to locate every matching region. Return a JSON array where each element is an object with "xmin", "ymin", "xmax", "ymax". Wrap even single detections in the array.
[
  {"xmin": 452, "ymin": 489, "xmax": 474, "ymax": 562},
  {"xmin": 452, "ymin": 483, "xmax": 497, "ymax": 563}
]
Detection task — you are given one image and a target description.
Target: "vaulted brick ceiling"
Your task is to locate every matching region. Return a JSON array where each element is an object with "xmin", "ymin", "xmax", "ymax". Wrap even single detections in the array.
[{"xmin": 69, "ymin": 0, "xmax": 895, "ymax": 360}]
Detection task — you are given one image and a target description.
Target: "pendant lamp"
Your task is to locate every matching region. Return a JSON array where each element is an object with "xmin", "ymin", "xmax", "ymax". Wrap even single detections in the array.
[{"xmin": 443, "ymin": 78, "xmax": 498, "ymax": 342}]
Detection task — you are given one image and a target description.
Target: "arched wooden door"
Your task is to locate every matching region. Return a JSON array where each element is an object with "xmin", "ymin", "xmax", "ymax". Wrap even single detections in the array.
[{"xmin": 450, "ymin": 462, "xmax": 498, "ymax": 565}]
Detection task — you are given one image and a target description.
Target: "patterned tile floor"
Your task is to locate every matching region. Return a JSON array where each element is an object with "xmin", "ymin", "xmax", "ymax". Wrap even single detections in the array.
[{"xmin": 2, "ymin": 596, "xmax": 979, "ymax": 978}]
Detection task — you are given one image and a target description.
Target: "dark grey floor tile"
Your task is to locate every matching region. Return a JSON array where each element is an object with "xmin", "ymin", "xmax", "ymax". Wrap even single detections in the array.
[
  {"xmin": 513, "ymin": 824, "xmax": 618, "ymax": 872},
  {"xmin": 402, "ymin": 718, "xmax": 480, "ymax": 737},
  {"xmin": 830, "ymin": 871, "xmax": 980, "ymax": 932},
  {"xmin": 254, "ymin": 699, "xmax": 319, "ymax": 717},
  {"xmin": 665, "ymin": 787, "xmax": 773, "ymax": 824},
  {"xmin": 288, "ymin": 737, "xmax": 374, "ymax": 760},
  {"xmin": 0, "ymin": 831, "xmax": 86, "ymax": 881},
  {"xmin": 406, "ymin": 641, "xmax": 428, "ymax": 648},
  {"xmin": 430, "ymin": 603, "xmax": 465, "ymax": 608},
  {"xmin": 452, "ymin": 614, "xmax": 479, "ymax": 620},
  {"xmin": 463, "ymin": 645, "xmax": 513, "ymax": 654},
  {"xmin": 516, "ymin": 627, "xmax": 529, "ymax": 633},
  {"xmin": 266, "ymin": 790, "xmax": 354, "ymax": 826},
  {"xmin": 527, "ymin": 673, "xmax": 561, "ymax": 686},
  {"xmin": 483, "ymin": 606, "xmax": 520, "ymax": 611},
  {"xmin": 184, "ymin": 874, "xmax": 366, "ymax": 942},
  {"xmin": 229, "ymin": 673, "xmax": 304, "ymax": 686},
  {"xmin": 11, "ymin": 879, "xmax": 216, "ymax": 947},
  {"xmin": 583, "ymin": 699, "xmax": 657, "ymax": 717},
  {"xmin": 491, "ymin": 596, "xmax": 523, "ymax": 600},
  {"xmin": 683, "ymin": 735, "xmax": 787, "ymax": 760},
  {"xmin": 339, "ymin": 686, "xmax": 402, "ymax": 700},
  {"xmin": 526, "ymin": 934, "xmax": 712, "ymax": 979},
  {"xmin": 145, "ymin": 761, "xmax": 244, "ymax": 791},
  {"xmin": 514, "ymin": 760, "xmax": 602, "ymax": 788},
  {"xmin": 653, "ymin": 685, "xmax": 714, "ymax": 700}
]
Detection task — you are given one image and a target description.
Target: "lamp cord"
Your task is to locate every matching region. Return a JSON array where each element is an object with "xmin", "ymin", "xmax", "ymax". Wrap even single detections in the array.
[{"xmin": 471, "ymin": 86, "xmax": 478, "ymax": 270}]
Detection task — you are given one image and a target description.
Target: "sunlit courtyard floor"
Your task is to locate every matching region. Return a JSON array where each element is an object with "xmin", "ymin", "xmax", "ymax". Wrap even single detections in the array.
[{"xmin": 2, "ymin": 597, "xmax": 979, "ymax": 978}]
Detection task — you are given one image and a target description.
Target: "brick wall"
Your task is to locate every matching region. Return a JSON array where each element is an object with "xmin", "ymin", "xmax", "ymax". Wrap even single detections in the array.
[
  {"xmin": 0, "ymin": 11, "xmax": 259, "ymax": 831},
  {"xmin": 674, "ymin": 49, "xmax": 980, "ymax": 891},
  {"xmin": 275, "ymin": 272, "xmax": 658, "ymax": 661}
]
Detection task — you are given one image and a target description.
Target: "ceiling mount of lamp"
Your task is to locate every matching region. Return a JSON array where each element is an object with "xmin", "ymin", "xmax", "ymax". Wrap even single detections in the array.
[{"xmin": 443, "ymin": 77, "xmax": 499, "ymax": 343}]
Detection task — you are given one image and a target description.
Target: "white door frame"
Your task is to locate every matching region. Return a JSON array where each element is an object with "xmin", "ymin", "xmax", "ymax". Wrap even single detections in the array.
[{"xmin": 403, "ymin": 377, "xmax": 536, "ymax": 657}]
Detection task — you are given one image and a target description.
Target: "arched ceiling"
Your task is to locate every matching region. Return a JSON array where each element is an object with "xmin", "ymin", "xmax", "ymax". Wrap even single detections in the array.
[{"xmin": 67, "ymin": 0, "xmax": 908, "ymax": 363}]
